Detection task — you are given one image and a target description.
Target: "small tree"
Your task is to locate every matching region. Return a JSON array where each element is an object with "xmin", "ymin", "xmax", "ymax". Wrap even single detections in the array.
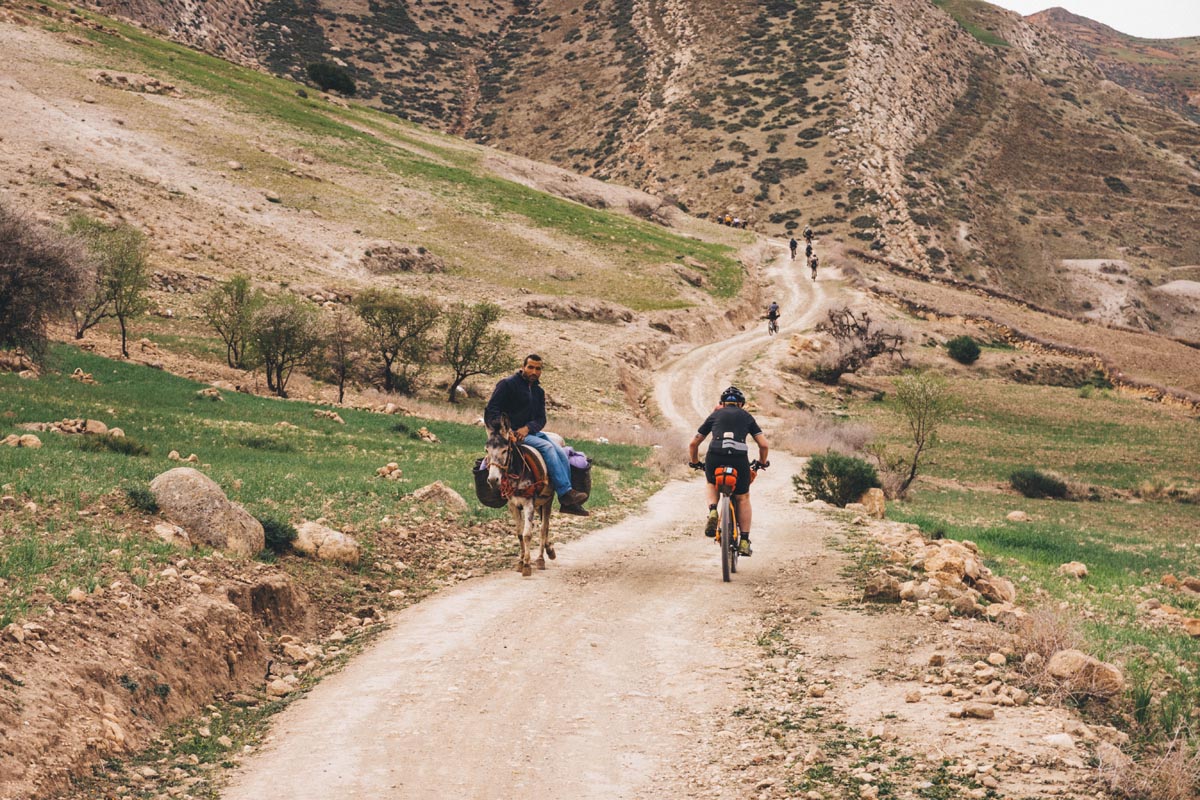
[
  {"xmin": 946, "ymin": 335, "xmax": 981, "ymax": 365},
  {"xmin": 442, "ymin": 301, "xmax": 514, "ymax": 403},
  {"xmin": 322, "ymin": 306, "xmax": 366, "ymax": 404},
  {"xmin": 353, "ymin": 289, "xmax": 440, "ymax": 395},
  {"xmin": 0, "ymin": 203, "xmax": 90, "ymax": 362},
  {"xmin": 250, "ymin": 297, "xmax": 321, "ymax": 398},
  {"xmin": 200, "ymin": 274, "xmax": 263, "ymax": 369},
  {"xmin": 794, "ymin": 452, "xmax": 880, "ymax": 507},
  {"xmin": 306, "ymin": 62, "xmax": 356, "ymax": 95},
  {"xmin": 812, "ymin": 307, "xmax": 905, "ymax": 384},
  {"xmin": 70, "ymin": 217, "xmax": 150, "ymax": 357},
  {"xmin": 881, "ymin": 371, "xmax": 957, "ymax": 498}
]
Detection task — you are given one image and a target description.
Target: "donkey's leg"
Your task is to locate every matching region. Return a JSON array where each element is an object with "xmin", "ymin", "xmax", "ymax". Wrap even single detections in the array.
[
  {"xmin": 536, "ymin": 500, "xmax": 552, "ymax": 568},
  {"xmin": 510, "ymin": 500, "xmax": 526, "ymax": 573},
  {"xmin": 544, "ymin": 497, "xmax": 556, "ymax": 560},
  {"xmin": 520, "ymin": 501, "xmax": 535, "ymax": 577}
]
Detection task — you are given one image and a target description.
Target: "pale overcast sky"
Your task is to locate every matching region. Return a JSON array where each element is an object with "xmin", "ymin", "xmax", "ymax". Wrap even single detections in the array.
[{"xmin": 988, "ymin": 1, "xmax": 1200, "ymax": 39}]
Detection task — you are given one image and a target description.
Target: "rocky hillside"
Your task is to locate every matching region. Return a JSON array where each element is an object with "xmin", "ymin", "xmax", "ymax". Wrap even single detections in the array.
[
  {"xmin": 78, "ymin": 0, "xmax": 1200, "ymax": 340},
  {"xmin": 1030, "ymin": 7, "xmax": 1200, "ymax": 124}
]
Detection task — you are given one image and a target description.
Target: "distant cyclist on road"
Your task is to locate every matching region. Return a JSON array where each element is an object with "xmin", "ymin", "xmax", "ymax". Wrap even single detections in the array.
[
  {"xmin": 805, "ymin": 241, "xmax": 813, "ymax": 261},
  {"xmin": 688, "ymin": 387, "xmax": 769, "ymax": 557},
  {"xmin": 803, "ymin": 225, "xmax": 813, "ymax": 244},
  {"xmin": 765, "ymin": 301, "xmax": 780, "ymax": 335},
  {"xmin": 809, "ymin": 254, "xmax": 819, "ymax": 280},
  {"xmin": 788, "ymin": 236, "xmax": 798, "ymax": 260}
]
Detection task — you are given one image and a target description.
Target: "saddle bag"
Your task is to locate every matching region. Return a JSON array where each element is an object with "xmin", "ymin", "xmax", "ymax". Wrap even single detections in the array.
[
  {"xmin": 472, "ymin": 457, "xmax": 507, "ymax": 508},
  {"xmin": 568, "ymin": 451, "xmax": 592, "ymax": 501}
]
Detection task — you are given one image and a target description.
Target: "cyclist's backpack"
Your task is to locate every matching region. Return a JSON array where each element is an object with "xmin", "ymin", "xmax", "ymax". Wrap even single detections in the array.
[
  {"xmin": 472, "ymin": 457, "xmax": 507, "ymax": 508},
  {"xmin": 714, "ymin": 465, "xmax": 739, "ymax": 493}
]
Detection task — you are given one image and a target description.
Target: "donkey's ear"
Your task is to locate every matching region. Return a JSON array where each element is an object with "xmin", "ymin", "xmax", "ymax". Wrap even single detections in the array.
[{"xmin": 499, "ymin": 413, "xmax": 512, "ymax": 434}]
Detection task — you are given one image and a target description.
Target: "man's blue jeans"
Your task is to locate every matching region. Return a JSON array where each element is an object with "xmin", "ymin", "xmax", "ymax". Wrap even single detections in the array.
[{"xmin": 522, "ymin": 432, "xmax": 573, "ymax": 498}]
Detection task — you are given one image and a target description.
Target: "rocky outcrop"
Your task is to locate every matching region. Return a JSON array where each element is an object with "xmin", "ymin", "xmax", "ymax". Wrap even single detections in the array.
[
  {"xmin": 149, "ymin": 468, "xmax": 264, "ymax": 556},
  {"xmin": 359, "ymin": 242, "xmax": 445, "ymax": 274},
  {"xmin": 523, "ymin": 298, "xmax": 634, "ymax": 324}
]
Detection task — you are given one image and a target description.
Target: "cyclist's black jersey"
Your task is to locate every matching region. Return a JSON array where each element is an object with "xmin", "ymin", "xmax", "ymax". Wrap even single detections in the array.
[
  {"xmin": 698, "ymin": 406, "xmax": 762, "ymax": 456},
  {"xmin": 767, "ymin": 305, "xmax": 779, "ymax": 320}
]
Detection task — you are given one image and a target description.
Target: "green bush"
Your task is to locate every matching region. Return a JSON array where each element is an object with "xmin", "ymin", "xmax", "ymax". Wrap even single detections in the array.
[
  {"xmin": 306, "ymin": 62, "xmax": 356, "ymax": 96},
  {"xmin": 1010, "ymin": 468, "xmax": 1067, "ymax": 499},
  {"xmin": 124, "ymin": 486, "xmax": 159, "ymax": 514},
  {"xmin": 258, "ymin": 516, "xmax": 298, "ymax": 554},
  {"xmin": 794, "ymin": 452, "xmax": 880, "ymax": 507},
  {"xmin": 946, "ymin": 335, "xmax": 981, "ymax": 365},
  {"xmin": 78, "ymin": 434, "xmax": 150, "ymax": 457}
]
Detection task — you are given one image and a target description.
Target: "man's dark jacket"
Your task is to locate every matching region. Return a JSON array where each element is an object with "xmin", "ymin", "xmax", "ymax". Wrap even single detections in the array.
[{"xmin": 485, "ymin": 372, "xmax": 546, "ymax": 434}]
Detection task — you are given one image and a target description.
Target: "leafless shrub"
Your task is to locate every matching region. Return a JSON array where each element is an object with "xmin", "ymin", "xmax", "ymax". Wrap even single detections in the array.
[
  {"xmin": 811, "ymin": 307, "xmax": 906, "ymax": 384},
  {"xmin": 1104, "ymin": 735, "xmax": 1200, "ymax": 800},
  {"xmin": 627, "ymin": 198, "xmax": 674, "ymax": 227},
  {"xmin": 0, "ymin": 202, "xmax": 92, "ymax": 361},
  {"xmin": 1008, "ymin": 606, "xmax": 1085, "ymax": 698}
]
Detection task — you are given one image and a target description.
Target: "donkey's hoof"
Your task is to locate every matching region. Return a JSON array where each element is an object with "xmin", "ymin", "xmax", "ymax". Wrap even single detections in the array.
[
  {"xmin": 545, "ymin": 545, "xmax": 556, "ymax": 560},
  {"xmin": 536, "ymin": 556, "xmax": 546, "ymax": 570},
  {"xmin": 521, "ymin": 564, "xmax": 533, "ymax": 577}
]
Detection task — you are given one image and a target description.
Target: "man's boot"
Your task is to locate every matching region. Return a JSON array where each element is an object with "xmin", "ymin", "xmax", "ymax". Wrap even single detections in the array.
[{"xmin": 559, "ymin": 489, "xmax": 590, "ymax": 516}]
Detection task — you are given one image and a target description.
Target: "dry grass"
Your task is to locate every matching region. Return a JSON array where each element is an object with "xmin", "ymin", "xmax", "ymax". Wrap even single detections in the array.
[
  {"xmin": 773, "ymin": 411, "xmax": 873, "ymax": 456},
  {"xmin": 1104, "ymin": 735, "xmax": 1200, "ymax": 800},
  {"xmin": 1008, "ymin": 606, "xmax": 1085, "ymax": 699}
]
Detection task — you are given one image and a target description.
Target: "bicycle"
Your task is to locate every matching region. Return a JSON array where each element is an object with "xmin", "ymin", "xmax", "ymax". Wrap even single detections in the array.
[
  {"xmin": 690, "ymin": 460, "xmax": 766, "ymax": 582},
  {"xmin": 765, "ymin": 315, "xmax": 779, "ymax": 336}
]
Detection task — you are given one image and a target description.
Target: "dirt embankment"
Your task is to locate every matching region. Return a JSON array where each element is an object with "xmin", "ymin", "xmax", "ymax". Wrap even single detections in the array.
[{"xmin": 0, "ymin": 561, "xmax": 309, "ymax": 798}]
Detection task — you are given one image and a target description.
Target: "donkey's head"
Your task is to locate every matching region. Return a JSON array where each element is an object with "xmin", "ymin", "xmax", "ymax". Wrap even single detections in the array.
[{"xmin": 484, "ymin": 414, "xmax": 514, "ymax": 488}]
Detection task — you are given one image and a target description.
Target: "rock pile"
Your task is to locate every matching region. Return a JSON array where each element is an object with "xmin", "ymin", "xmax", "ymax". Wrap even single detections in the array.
[
  {"xmin": 359, "ymin": 242, "xmax": 444, "ymax": 274},
  {"xmin": 90, "ymin": 70, "xmax": 184, "ymax": 96},
  {"xmin": 416, "ymin": 426, "xmax": 439, "ymax": 443},
  {"xmin": 196, "ymin": 387, "xmax": 223, "ymax": 401},
  {"xmin": 376, "ymin": 462, "xmax": 403, "ymax": 481},
  {"xmin": 70, "ymin": 368, "xmax": 97, "ymax": 385},
  {"xmin": 17, "ymin": 418, "xmax": 113, "ymax": 436},
  {"xmin": 313, "ymin": 409, "xmax": 345, "ymax": 424}
]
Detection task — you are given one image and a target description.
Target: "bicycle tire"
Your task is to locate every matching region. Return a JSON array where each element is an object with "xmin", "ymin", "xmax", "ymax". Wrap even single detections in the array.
[{"xmin": 718, "ymin": 496, "xmax": 733, "ymax": 582}]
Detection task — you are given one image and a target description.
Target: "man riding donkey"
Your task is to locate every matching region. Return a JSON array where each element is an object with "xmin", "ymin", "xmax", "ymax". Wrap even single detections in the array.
[{"xmin": 484, "ymin": 354, "xmax": 590, "ymax": 517}]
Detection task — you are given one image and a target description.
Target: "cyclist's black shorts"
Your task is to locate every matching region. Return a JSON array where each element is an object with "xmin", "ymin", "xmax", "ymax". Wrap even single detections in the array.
[{"xmin": 705, "ymin": 451, "xmax": 751, "ymax": 496}]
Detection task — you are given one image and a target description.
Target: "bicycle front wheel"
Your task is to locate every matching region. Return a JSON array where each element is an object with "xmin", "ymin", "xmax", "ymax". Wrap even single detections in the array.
[{"xmin": 718, "ymin": 496, "xmax": 733, "ymax": 583}]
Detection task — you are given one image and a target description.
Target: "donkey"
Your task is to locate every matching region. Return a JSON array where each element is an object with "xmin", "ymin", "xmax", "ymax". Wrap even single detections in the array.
[{"xmin": 484, "ymin": 414, "xmax": 556, "ymax": 577}]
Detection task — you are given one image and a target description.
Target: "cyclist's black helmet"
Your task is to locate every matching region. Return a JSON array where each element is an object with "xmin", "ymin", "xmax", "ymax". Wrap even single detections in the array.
[{"xmin": 720, "ymin": 386, "xmax": 746, "ymax": 405}]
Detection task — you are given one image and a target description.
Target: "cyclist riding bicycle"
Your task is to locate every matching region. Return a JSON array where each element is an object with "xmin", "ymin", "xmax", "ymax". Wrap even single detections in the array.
[
  {"xmin": 688, "ymin": 386, "xmax": 769, "ymax": 557},
  {"xmin": 788, "ymin": 236, "xmax": 798, "ymax": 259},
  {"xmin": 765, "ymin": 301, "xmax": 780, "ymax": 334},
  {"xmin": 803, "ymin": 225, "xmax": 813, "ymax": 244},
  {"xmin": 809, "ymin": 254, "xmax": 819, "ymax": 280}
]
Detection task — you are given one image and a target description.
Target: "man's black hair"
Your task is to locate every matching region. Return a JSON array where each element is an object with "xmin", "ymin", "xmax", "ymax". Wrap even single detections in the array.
[{"xmin": 524, "ymin": 354, "xmax": 543, "ymax": 365}]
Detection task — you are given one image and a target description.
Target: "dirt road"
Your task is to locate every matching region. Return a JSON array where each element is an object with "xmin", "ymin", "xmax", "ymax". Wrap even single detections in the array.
[{"xmin": 222, "ymin": 246, "xmax": 833, "ymax": 798}]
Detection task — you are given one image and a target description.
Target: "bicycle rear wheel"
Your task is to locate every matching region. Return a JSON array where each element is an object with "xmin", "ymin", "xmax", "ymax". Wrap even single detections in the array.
[{"xmin": 718, "ymin": 496, "xmax": 733, "ymax": 582}]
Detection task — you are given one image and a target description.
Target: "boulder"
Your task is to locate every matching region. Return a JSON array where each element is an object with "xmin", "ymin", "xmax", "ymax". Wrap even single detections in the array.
[
  {"xmin": 84, "ymin": 419, "xmax": 108, "ymax": 435},
  {"xmin": 976, "ymin": 575, "xmax": 1017, "ymax": 604},
  {"xmin": 960, "ymin": 702, "xmax": 995, "ymax": 720},
  {"xmin": 294, "ymin": 521, "xmax": 360, "ymax": 566},
  {"xmin": 924, "ymin": 542, "xmax": 981, "ymax": 580},
  {"xmin": 1047, "ymin": 649, "xmax": 1124, "ymax": 697},
  {"xmin": 1057, "ymin": 561, "xmax": 1088, "ymax": 580},
  {"xmin": 1006, "ymin": 510, "xmax": 1030, "ymax": 522},
  {"xmin": 863, "ymin": 571, "xmax": 901, "ymax": 603},
  {"xmin": 17, "ymin": 434, "xmax": 41, "ymax": 449},
  {"xmin": 149, "ymin": 468, "xmax": 264, "ymax": 556},
  {"xmin": 1182, "ymin": 576, "xmax": 1200, "ymax": 593},
  {"xmin": 1183, "ymin": 619, "xmax": 1200, "ymax": 638},
  {"xmin": 859, "ymin": 488, "xmax": 886, "ymax": 519},
  {"xmin": 411, "ymin": 481, "xmax": 469, "ymax": 514}
]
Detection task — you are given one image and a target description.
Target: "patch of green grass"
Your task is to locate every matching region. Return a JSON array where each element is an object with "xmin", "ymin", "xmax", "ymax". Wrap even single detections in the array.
[
  {"xmin": 0, "ymin": 347, "xmax": 659, "ymax": 620},
  {"xmin": 931, "ymin": 0, "xmax": 1010, "ymax": 47}
]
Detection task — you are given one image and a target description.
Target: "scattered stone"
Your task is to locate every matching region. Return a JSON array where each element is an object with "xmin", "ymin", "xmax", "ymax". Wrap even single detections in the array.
[
  {"xmin": 1183, "ymin": 619, "xmax": 1200, "ymax": 638},
  {"xmin": 196, "ymin": 387, "xmax": 223, "ymax": 401},
  {"xmin": 416, "ymin": 426, "xmax": 439, "ymax": 443},
  {"xmin": 986, "ymin": 652, "xmax": 1007, "ymax": 667},
  {"xmin": 1057, "ymin": 561, "xmax": 1088, "ymax": 580},
  {"xmin": 216, "ymin": 735, "xmax": 233, "ymax": 749},
  {"xmin": 1182, "ymin": 576, "xmax": 1200, "ymax": 593},
  {"xmin": 359, "ymin": 241, "xmax": 446, "ymax": 274},
  {"xmin": 17, "ymin": 434, "xmax": 41, "ymax": 449},
  {"xmin": 226, "ymin": 161, "xmax": 244, "ymax": 171},
  {"xmin": 266, "ymin": 679, "xmax": 293, "ymax": 697},
  {"xmin": 150, "ymin": 468, "xmax": 264, "ymax": 556},
  {"xmin": 168, "ymin": 450, "xmax": 182, "ymax": 461},
  {"xmin": 1005, "ymin": 510, "xmax": 1029, "ymax": 522},
  {"xmin": 70, "ymin": 367, "xmax": 97, "ymax": 384},
  {"xmin": 808, "ymin": 684, "xmax": 827, "ymax": 698},
  {"xmin": 410, "ymin": 481, "xmax": 469, "ymax": 513},
  {"xmin": 153, "ymin": 522, "xmax": 191, "ymax": 548},
  {"xmin": 961, "ymin": 702, "xmax": 995, "ymax": 719},
  {"xmin": 905, "ymin": 690, "xmax": 922, "ymax": 703},
  {"xmin": 313, "ymin": 409, "xmax": 344, "ymax": 424},
  {"xmin": 1161, "ymin": 574, "xmax": 1179, "ymax": 588},
  {"xmin": 264, "ymin": 191, "xmax": 281, "ymax": 203},
  {"xmin": 863, "ymin": 571, "xmax": 901, "ymax": 603},
  {"xmin": 1042, "ymin": 733, "xmax": 1075, "ymax": 748},
  {"xmin": 1047, "ymin": 649, "xmax": 1124, "ymax": 697},
  {"xmin": 293, "ymin": 521, "xmax": 361, "ymax": 566},
  {"xmin": 928, "ymin": 653, "xmax": 946, "ymax": 667},
  {"xmin": 859, "ymin": 487, "xmax": 886, "ymax": 519}
]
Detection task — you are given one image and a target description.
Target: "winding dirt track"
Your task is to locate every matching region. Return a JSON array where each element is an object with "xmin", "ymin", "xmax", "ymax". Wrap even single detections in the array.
[{"xmin": 222, "ymin": 245, "xmax": 831, "ymax": 799}]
